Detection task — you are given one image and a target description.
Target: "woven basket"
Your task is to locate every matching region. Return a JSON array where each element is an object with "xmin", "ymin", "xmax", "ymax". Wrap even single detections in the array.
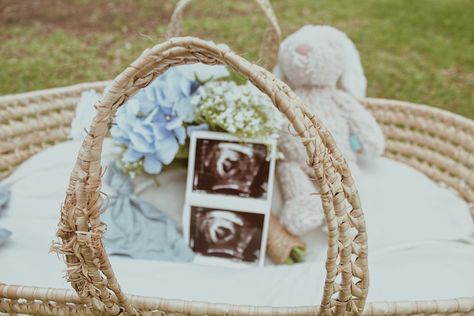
[{"xmin": 1, "ymin": 1, "xmax": 473, "ymax": 316}]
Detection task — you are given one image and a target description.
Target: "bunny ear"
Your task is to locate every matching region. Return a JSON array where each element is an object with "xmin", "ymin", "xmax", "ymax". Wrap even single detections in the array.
[{"xmin": 339, "ymin": 34, "xmax": 367, "ymax": 98}]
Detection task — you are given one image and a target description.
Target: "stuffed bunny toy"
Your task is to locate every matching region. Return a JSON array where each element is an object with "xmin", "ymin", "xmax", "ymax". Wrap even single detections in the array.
[{"xmin": 274, "ymin": 25, "xmax": 385, "ymax": 236}]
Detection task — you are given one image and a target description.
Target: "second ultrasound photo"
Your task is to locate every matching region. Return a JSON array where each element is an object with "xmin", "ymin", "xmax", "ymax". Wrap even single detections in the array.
[{"xmin": 189, "ymin": 206, "xmax": 265, "ymax": 265}]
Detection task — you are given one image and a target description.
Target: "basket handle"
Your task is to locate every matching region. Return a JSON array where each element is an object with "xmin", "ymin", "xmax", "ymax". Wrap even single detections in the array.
[
  {"xmin": 52, "ymin": 37, "xmax": 369, "ymax": 315},
  {"xmin": 166, "ymin": 0, "xmax": 281, "ymax": 70}
]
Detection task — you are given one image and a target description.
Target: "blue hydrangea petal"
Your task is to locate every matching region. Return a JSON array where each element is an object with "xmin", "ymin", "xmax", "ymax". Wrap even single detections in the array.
[
  {"xmin": 143, "ymin": 154, "xmax": 163, "ymax": 174},
  {"xmin": 125, "ymin": 99, "xmax": 140, "ymax": 116},
  {"xmin": 143, "ymin": 108, "xmax": 159, "ymax": 124},
  {"xmin": 192, "ymin": 64, "xmax": 230, "ymax": 82},
  {"xmin": 115, "ymin": 109, "xmax": 132, "ymax": 129},
  {"xmin": 134, "ymin": 92, "xmax": 156, "ymax": 115},
  {"xmin": 110, "ymin": 125, "xmax": 122, "ymax": 137},
  {"xmin": 151, "ymin": 123, "xmax": 170, "ymax": 141},
  {"xmin": 145, "ymin": 81, "xmax": 164, "ymax": 104},
  {"xmin": 186, "ymin": 123, "xmax": 209, "ymax": 136},
  {"xmin": 129, "ymin": 133, "xmax": 153, "ymax": 153},
  {"xmin": 159, "ymin": 102, "xmax": 174, "ymax": 115},
  {"xmin": 174, "ymin": 126, "xmax": 186, "ymax": 145},
  {"xmin": 110, "ymin": 127, "xmax": 130, "ymax": 143},
  {"xmin": 179, "ymin": 78, "xmax": 192, "ymax": 96},
  {"xmin": 175, "ymin": 65, "xmax": 195, "ymax": 81},
  {"xmin": 165, "ymin": 116, "xmax": 183, "ymax": 131},
  {"xmin": 133, "ymin": 123, "xmax": 154, "ymax": 143},
  {"xmin": 175, "ymin": 97, "xmax": 193, "ymax": 122},
  {"xmin": 123, "ymin": 147, "xmax": 143, "ymax": 162},
  {"xmin": 165, "ymin": 73, "xmax": 187, "ymax": 100},
  {"xmin": 155, "ymin": 137, "xmax": 179, "ymax": 165}
]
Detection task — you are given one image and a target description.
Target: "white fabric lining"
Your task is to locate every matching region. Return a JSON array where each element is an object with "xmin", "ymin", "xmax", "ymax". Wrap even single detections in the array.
[{"xmin": 0, "ymin": 140, "xmax": 473, "ymax": 305}]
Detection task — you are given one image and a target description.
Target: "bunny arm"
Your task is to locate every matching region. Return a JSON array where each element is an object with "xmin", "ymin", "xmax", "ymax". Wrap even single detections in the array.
[
  {"xmin": 276, "ymin": 160, "xmax": 325, "ymax": 235},
  {"xmin": 332, "ymin": 91, "xmax": 385, "ymax": 158}
]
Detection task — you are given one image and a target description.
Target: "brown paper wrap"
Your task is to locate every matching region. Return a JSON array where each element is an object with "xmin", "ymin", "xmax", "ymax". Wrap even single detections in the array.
[{"xmin": 267, "ymin": 213, "xmax": 306, "ymax": 264}]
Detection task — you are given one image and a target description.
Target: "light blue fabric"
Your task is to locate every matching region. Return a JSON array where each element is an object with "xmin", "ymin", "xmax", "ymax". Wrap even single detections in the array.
[
  {"xmin": 102, "ymin": 163, "xmax": 194, "ymax": 262},
  {"xmin": 0, "ymin": 183, "xmax": 12, "ymax": 246}
]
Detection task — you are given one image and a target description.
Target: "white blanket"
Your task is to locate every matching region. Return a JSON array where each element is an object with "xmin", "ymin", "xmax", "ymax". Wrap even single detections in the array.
[{"xmin": 1, "ymin": 140, "xmax": 473, "ymax": 306}]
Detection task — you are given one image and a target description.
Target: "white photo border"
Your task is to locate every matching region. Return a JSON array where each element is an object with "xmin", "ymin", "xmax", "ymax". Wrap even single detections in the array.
[
  {"xmin": 185, "ymin": 130, "xmax": 277, "ymax": 212},
  {"xmin": 182, "ymin": 204, "xmax": 270, "ymax": 268}
]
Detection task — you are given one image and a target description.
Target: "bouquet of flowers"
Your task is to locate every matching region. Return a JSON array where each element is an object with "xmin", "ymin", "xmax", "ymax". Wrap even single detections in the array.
[
  {"xmin": 117, "ymin": 67, "xmax": 283, "ymax": 177},
  {"xmin": 192, "ymin": 81, "xmax": 283, "ymax": 141},
  {"xmin": 73, "ymin": 64, "xmax": 283, "ymax": 178},
  {"xmin": 110, "ymin": 64, "xmax": 228, "ymax": 176}
]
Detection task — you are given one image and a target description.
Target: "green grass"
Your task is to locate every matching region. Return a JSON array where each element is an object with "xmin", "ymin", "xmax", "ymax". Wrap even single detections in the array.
[{"xmin": 1, "ymin": 0, "xmax": 473, "ymax": 118}]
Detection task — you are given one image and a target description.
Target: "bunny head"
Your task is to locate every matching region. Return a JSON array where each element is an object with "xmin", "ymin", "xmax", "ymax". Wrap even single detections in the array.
[{"xmin": 275, "ymin": 25, "xmax": 367, "ymax": 98}]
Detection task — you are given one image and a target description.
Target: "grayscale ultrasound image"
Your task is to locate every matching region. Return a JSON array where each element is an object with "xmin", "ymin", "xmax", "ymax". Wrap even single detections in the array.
[
  {"xmin": 193, "ymin": 139, "xmax": 269, "ymax": 199},
  {"xmin": 189, "ymin": 206, "xmax": 264, "ymax": 263}
]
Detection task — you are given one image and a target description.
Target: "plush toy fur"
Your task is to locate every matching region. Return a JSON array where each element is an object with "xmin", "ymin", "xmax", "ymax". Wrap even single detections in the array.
[{"xmin": 275, "ymin": 25, "xmax": 385, "ymax": 235}]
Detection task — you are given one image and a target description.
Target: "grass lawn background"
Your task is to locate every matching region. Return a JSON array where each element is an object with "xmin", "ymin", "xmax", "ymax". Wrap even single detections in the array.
[{"xmin": 1, "ymin": 0, "xmax": 472, "ymax": 118}]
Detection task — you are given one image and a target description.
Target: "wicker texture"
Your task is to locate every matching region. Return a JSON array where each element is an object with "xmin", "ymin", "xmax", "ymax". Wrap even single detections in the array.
[
  {"xmin": 0, "ymin": 82, "xmax": 107, "ymax": 181},
  {"xmin": 2, "ymin": 284, "xmax": 474, "ymax": 316},
  {"xmin": 267, "ymin": 213, "xmax": 305, "ymax": 264},
  {"xmin": 1, "ymin": 78, "xmax": 473, "ymax": 315},
  {"xmin": 0, "ymin": 2, "xmax": 473, "ymax": 311},
  {"xmin": 166, "ymin": 0, "xmax": 281, "ymax": 70},
  {"xmin": 41, "ymin": 37, "xmax": 367, "ymax": 315},
  {"xmin": 362, "ymin": 98, "xmax": 474, "ymax": 217}
]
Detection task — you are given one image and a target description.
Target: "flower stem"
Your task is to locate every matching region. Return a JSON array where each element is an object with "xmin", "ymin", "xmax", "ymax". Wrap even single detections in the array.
[{"xmin": 290, "ymin": 246, "xmax": 306, "ymax": 264}]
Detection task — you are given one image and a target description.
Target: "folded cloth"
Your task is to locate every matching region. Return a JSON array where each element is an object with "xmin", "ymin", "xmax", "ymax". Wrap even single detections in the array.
[
  {"xmin": 0, "ymin": 183, "xmax": 12, "ymax": 246},
  {"xmin": 102, "ymin": 162, "xmax": 194, "ymax": 262}
]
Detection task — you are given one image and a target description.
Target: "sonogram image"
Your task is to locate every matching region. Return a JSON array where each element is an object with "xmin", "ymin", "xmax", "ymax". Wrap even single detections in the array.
[
  {"xmin": 192, "ymin": 139, "xmax": 269, "ymax": 199},
  {"xmin": 189, "ymin": 206, "xmax": 264, "ymax": 263}
]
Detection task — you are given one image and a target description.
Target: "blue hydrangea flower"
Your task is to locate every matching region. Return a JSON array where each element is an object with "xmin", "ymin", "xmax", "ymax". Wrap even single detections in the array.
[{"xmin": 111, "ymin": 64, "xmax": 228, "ymax": 174}]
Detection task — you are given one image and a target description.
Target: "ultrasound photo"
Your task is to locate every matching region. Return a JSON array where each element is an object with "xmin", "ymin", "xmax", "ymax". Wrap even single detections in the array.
[
  {"xmin": 193, "ymin": 139, "xmax": 270, "ymax": 199},
  {"xmin": 189, "ymin": 206, "xmax": 264, "ymax": 264}
]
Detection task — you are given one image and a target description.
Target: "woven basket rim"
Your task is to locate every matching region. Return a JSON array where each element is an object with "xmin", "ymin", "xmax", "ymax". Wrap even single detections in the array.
[
  {"xmin": 1, "ymin": 79, "xmax": 473, "ymax": 316},
  {"xmin": 3, "ymin": 81, "xmax": 472, "ymax": 123},
  {"xmin": 1, "ymin": 62, "xmax": 473, "ymax": 316}
]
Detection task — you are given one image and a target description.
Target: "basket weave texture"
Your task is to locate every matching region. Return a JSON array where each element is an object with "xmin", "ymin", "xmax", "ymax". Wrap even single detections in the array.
[
  {"xmin": 0, "ymin": 0, "xmax": 473, "ymax": 315},
  {"xmin": 55, "ymin": 36, "xmax": 370, "ymax": 315},
  {"xmin": 0, "ymin": 37, "xmax": 473, "ymax": 316}
]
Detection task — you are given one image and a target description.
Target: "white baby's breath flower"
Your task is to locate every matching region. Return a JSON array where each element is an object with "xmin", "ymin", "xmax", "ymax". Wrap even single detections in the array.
[{"xmin": 191, "ymin": 81, "xmax": 283, "ymax": 142}]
